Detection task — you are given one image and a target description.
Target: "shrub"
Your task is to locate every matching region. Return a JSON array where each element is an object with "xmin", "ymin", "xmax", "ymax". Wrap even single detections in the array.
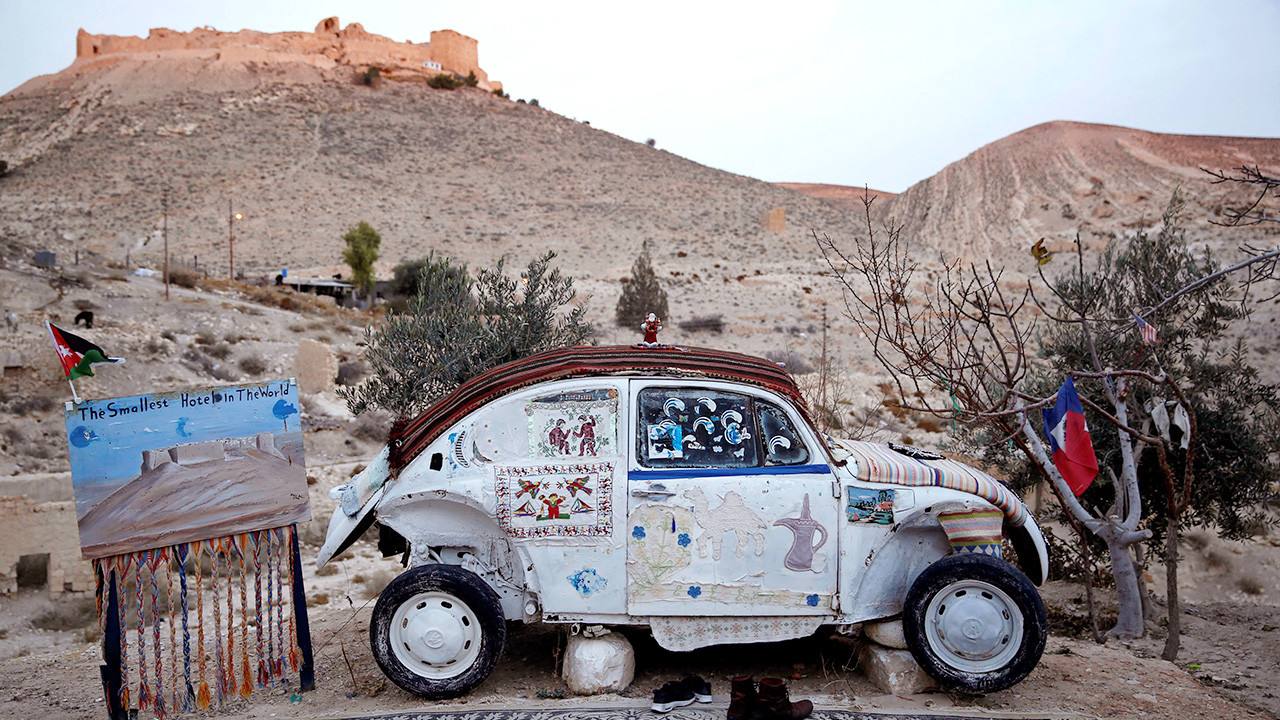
[
  {"xmin": 207, "ymin": 342, "xmax": 232, "ymax": 360},
  {"xmin": 427, "ymin": 73, "xmax": 464, "ymax": 90},
  {"xmin": 210, "ymin": 364, "xmax": 238, "ymax": 382},
  {"xmin": 764, "ymin": 350, "xmax": 814, "ymax": 375},
  {"xmin": 1238, "ymin": 575, "xmax": 1265, "ymax": 596},
  {"xmin": 359, "ymin": 569, "xmax": 398, "ymax": 600},
  {"xmin": 0, "ymin": 159, "xmax": 8, "ymax": 177},
  {"xmin": 616, "ymin": 242, "xmax": 669, "ymax": 329},
  {"xmin": 7, "ymin": 394, "xmax": 59, "ymax": 416},
  {"xmin": 239, "ymin": 354, "xmax": 268, "ymax": 375},
  {"xmin": 341, "ymin": 251, "xmax": 593, "ymax": 418},
  {"xmin": 646, "ymin": 138, "xmax": 656, "ymax": 148},
  {"xmin": 491, "ymin": 88, "xmax": 509, "ymax": 99},
  {"xmin": 336, "ymin": 360, "xmax": 368, "ymax": 386},
  {"xmin": 32, "ymin": 598, "xmax": 97, "ymax": 631},
  {"xmin": 391, "ymin": 253, "xmax": 449, "ymax": 298},
  {"xmin": 361, "ymin": 66, "xmax": 382, "ymax": 88},
  {"xmin": 169, "ymin": 268, "xmax": 200, "ymax": 289},
  {"xmin": 464, "ymin": 71, "xmax": 478, "ymax": 87},
  {"xmin": 678, "ymin": 315, "xmax": 724, "ymax": 334},
  {"xmin": 352, "ymin": 410, "xmax": 393, "ymax": 443}
]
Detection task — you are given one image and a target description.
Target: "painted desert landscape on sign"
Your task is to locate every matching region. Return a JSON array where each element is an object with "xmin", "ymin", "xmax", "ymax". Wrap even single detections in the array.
[{"xmin": 65, "ymin": 381, "xmax": 310, "ymax": 558}]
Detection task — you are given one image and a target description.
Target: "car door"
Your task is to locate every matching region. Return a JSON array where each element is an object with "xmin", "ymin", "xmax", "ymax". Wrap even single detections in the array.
[{"xmin": 626, "ymin": 380, "xmax": 838, "ymax": 617}]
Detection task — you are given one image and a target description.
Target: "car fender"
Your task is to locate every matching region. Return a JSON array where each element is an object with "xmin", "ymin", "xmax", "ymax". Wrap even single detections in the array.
[
  {"xmin": 378, "ymin": 492, "xmax": 534, "ymax": 621},
  {"xmin": 844, "ymin": 490, "xmax": 1031, "ymax": 622},
  {"xmin": 1006, "ymin": 511, "xmax": 1049, "ymax": 585},
  {"xmin": 843, "ymin": 505, "xmax": 953, "ymax": 622}
]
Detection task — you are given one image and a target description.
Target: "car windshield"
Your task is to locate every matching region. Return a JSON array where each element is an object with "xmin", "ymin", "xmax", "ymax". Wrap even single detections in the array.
[{"xmin": 756, "ymin": 400, "xmax": 809, "ymax": 465}]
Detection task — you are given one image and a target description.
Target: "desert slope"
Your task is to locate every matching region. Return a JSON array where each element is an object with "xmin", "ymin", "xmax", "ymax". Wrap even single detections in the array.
[
  {"xmin": 880, "ymin": 120, "xmax": 1280, "ymax": 255},
  {"xmin": 777, "ymin": 182, "xmax": 895, "ymax": 210},
  {"xmin": 0, "ymin": 42, "xmax": 870, "ymax": 355}
]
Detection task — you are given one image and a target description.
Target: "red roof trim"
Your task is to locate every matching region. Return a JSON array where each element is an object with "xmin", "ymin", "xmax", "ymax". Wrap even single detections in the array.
[{"xmin": 387, "ymin": 344, "xmax": 820, "ymax": 471}]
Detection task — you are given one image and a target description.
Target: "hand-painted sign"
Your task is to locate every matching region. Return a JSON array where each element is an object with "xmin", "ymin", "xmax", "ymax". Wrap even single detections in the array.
[{"xmin": 65, "ymin": 380, "xmax": 310, "ymax": 559}]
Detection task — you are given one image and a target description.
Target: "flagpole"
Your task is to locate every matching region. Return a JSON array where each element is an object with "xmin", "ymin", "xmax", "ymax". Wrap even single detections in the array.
[{"xmin": 45, "ymin": 320, "xmax": 81, "ymax": 404}]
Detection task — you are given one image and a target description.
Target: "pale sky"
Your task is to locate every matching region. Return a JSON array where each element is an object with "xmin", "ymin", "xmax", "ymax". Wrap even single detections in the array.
[{"xmin": 3, "ymin": 0, "xmax": 1278, "ymax": 192}]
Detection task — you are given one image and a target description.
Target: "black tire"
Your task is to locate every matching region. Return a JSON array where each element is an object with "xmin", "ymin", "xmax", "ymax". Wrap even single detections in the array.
[
  {"xmin": 369, "ymin": 564, "xmax": 506, "ymax": 699},
  {"xmin": 902, "ymin": 553, "xmax": 1046, "ymax": 693}
]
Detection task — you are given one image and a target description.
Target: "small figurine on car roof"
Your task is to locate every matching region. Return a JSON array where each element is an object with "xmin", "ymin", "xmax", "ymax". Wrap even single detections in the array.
[{"xmin": 640, "ymin": 312, "xmax": 663, "ymax": 346}]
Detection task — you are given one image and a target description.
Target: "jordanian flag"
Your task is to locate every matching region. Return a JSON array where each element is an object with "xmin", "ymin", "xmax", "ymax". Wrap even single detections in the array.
[{"xmin": 47, "ymin": 321, "xmax": 123, "ymax": 379}]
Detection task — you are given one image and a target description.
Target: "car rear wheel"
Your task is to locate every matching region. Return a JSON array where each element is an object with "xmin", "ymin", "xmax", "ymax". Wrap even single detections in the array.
[
  {"xmin": 902, "ymin": 553, "xmax": 1046, "ymax": 693},
  {"xmin": 369, "ymin": 564, "xmax": 506, "ymax": 699}
]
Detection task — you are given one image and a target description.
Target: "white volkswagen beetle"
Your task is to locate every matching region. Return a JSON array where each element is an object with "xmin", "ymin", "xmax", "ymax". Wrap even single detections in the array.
[{"xmin": 319, "ymin": 345, "xmax": 1048, "ymax": 698}]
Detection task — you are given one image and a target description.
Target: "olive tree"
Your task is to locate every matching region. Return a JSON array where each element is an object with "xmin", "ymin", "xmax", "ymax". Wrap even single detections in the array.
[{"xmin": 340, "ymin": 251, "xmax": 593, "ymax": 418}]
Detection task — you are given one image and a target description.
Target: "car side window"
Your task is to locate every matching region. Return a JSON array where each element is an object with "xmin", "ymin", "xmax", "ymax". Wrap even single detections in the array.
[
  {"xmin": 756, "ymin": 400, "xmax": 810, "ymax": 466},
  {"xmin": 637, "ymin": 388, "xmax": 757, "ymax": 468}
]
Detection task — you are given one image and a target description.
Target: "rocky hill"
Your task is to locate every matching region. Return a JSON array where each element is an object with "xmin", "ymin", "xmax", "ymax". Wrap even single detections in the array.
[
  {"xmin": 0, "ymin": 20, "xmax": 869, "ymax": 360},
  {"xmin": 1, "ymin": 21, "xmax": 1278, "ymax": 354},
  {"xmin": 883, "ymin": 121, "xmax": 1279, "ymax": 255}
]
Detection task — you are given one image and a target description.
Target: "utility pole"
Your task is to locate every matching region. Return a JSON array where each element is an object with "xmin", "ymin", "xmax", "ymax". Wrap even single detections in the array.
[
  {"xmin": 162, "ymin": 189, "xmax": 170, "ymax": 300},
  {"xmin": 227, "ymin": 201, "xmax": 244, "ymax": 281},
  {"xmin": 227, "ymin": 199, "xmax": 235, "ymax": 281},
  {"xmin": 819, "ymin": 302, "xmax": 829, "ymax": 425}
]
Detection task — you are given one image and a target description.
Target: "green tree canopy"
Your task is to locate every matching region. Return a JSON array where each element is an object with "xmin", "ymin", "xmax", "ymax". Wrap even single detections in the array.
[
  {"xmin": 340, "ymin": 251, "xmax": 594, "ymax": 418},
  {"xmin": 341, "ymin": 221, "xmax": 382, "ymax": 299},
  {"xmin": 616, "ymin": 241, "xmax": 669, "ymax": 329}
]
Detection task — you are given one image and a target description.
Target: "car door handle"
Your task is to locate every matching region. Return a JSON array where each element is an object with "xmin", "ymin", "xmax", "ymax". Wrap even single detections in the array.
[{"xmin": 631, "ymin": 483, "xmax": 676, "ymax": 499}]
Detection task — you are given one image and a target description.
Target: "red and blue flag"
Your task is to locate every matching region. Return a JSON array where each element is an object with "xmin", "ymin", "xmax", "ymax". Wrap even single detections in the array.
[{"xmin": 1042, "ymin": 377, "xmax": 1098, "ymax": 496}]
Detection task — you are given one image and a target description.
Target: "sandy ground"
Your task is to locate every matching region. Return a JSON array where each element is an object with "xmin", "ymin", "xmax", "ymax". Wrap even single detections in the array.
[
  {"xmin": 1, "ymin": 255, "xmax": 1278, "ymax": 720},
  {"xmin": 1, "ymin": 461, "xmax": 1276, "ymax": 720},
  {"xmin": 1, "ymin": 580, "xmax": 1275, "ymax": 720}
]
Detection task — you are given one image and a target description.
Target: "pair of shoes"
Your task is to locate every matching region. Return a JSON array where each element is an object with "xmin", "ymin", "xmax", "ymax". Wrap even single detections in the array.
[
  {"xmin": 651, "ymin": 675, "xmax": 714, "ymax": 713},
  {"xmin": 728, "ymin": 676, "xmax": 813, "ymax": 720}
]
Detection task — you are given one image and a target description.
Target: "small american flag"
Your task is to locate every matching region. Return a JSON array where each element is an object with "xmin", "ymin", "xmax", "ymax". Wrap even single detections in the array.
[{"xmin": 1134, "ymin": 315, "xmax": 1158, "ymax": 345}]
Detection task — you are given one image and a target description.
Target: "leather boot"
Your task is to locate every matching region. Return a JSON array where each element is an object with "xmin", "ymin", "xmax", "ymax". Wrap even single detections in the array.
[
  {"xmin": 727, "ymin": 675, "xmax": 757, "ymax": 720},
  {"xmin": 756, "ymin": 677, "xmax": 813, "ymax": 720}
]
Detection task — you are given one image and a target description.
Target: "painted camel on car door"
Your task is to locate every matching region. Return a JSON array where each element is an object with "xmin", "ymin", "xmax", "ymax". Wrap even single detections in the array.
[{"xmin": 683, "ymin": 487, "xmax": 767, "ymax": 560}]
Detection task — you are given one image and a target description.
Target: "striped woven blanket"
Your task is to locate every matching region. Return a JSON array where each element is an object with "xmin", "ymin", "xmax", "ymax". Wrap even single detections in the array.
[{"xmin": 828, "ymin": 439, "xmax": 1027, "ymax": 527}]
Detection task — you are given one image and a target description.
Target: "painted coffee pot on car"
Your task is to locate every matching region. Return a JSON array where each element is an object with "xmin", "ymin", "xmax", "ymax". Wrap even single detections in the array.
[{"xmin": 319, "ymin": 344, "xmax": 1049, "ymax": 698}]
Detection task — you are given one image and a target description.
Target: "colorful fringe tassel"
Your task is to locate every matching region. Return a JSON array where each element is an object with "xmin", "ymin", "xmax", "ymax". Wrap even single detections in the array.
[{"xmin": 95, "ymin": 527, "xmax": 305, "ymax": 718}]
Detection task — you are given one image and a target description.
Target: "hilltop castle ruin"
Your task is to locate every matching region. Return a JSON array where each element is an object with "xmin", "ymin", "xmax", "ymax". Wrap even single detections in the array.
[{"xmin": 74, "ymin": 16, "xmax": 500, "ymax": 91}]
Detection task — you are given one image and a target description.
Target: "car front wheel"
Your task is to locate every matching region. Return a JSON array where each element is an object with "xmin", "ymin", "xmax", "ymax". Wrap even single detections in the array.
[
  {"xmin": 369, "ymin": 563, "xmax": 506, "ymax": 699},
  {"xmin": 902, "ymin": 553, "xmax": 1046, "ymax": 693}
]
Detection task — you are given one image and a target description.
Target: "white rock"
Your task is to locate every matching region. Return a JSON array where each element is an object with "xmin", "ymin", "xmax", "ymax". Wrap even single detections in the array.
[
  {"xmin": 295, "ymin": 338, "xmax": 337, "ymax": 395},
  {"xmin": 562, "ymin": 630, "xmax": 635, "ymax": 695},
  {"xmin": 863, "ymin": 618, "xmax": 908, "ymax": 649},
  {"xmin": 859, "ymin": 643, "xmax": 935, "ymax": 695}
]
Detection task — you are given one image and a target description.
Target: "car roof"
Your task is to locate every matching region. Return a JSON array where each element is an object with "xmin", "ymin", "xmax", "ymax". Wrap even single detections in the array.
[{"xmin": 387, "ymin": 344, "xmax": 816, "ymax": 471}]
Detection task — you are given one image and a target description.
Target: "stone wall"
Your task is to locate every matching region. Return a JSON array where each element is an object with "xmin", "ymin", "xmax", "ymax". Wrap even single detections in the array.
[
  {"xmin": 73, "ymin": 17, "xmax": 499, "ymax": 90},
  {"xmin": 0, "ymin": 496, "xmax": 94, "ymax": 596}
]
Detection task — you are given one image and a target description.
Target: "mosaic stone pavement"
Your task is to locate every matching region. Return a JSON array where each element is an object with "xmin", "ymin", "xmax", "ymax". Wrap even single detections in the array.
[{"xmin": 338, "ymin": 707, "xmax": 1052, "ymax": 720}]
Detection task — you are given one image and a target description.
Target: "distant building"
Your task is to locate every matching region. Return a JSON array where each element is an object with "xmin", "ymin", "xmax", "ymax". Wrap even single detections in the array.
[{"xmin": 74, "ymin": 17, "xmax": 501, "ymax": 92}]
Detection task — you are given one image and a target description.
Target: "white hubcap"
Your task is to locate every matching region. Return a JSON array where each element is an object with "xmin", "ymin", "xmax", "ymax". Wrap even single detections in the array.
[
  {"xmin": 390, "ymin": 591, "xmax": 481, "ymax": 679},
  {"xmin": 924, "ymin": 579, "xmax": 1022, "ymax": 673}
]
